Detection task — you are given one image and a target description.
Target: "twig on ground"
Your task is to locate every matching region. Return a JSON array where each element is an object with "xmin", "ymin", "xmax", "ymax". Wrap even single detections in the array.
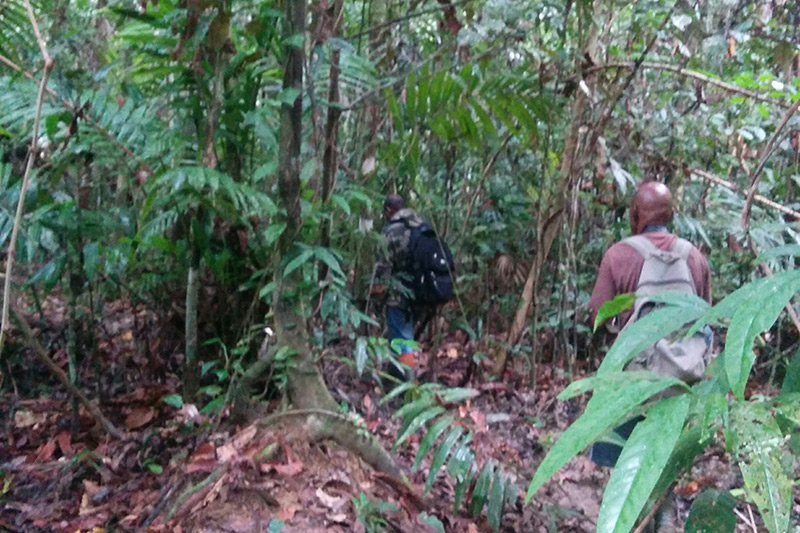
[
  {"xmin": 0, "ymin": 0, "xmax": 53, "ymax": 356},
  {"xmin": 631, "ymin": 489, "xmax": 670, "ymax": 533},
  {"xmin": 138, "ymin": 482, "xmax": 178, "ymax": 530},
  {"xmin": 164, "ymin": 466, "xmax": 228, "ymax": 522},
  {"xmin": 9, "ymin": 304, "xmax": 128, "ymax": 440},
  {"xmin": 733, "ymin": 504, "xmax": 758, "ymax": 533}
]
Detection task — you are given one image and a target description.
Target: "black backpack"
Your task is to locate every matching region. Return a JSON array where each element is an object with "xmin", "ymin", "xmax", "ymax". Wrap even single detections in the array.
[{"xmin": 406, "ymin": 222, "xmax": 455, "ymax": 305}]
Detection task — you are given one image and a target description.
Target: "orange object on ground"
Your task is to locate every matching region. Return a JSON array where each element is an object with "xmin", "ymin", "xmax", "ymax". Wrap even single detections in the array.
[{"xmin": 398, "ymin": 352, "xmax": 416, "ymax": 367}]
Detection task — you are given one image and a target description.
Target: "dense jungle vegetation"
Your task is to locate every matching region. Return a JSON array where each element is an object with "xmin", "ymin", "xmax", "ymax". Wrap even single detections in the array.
[{"xmin": 0, "ymin": 0, "xmax": 799, "ymax": 531}]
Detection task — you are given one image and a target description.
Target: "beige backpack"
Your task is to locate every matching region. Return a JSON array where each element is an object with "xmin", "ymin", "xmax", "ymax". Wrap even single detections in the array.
[{"xmin": 619, "ymin": 235, "xmax": 711, "ymax": 384}]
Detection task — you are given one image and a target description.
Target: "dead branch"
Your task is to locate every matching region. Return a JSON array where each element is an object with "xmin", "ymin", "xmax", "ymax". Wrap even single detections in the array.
[
  {"xmin": 741, "ymin": 96, "xmax": 800, "ymax": 232},
  {"xmin": 689, "ymin": 167, "xmax": 800, "ymax": 336},
  {"xmin": 594, "ymin": 61, "xmax": 790, "ymax": 108},
  {"xmin": 164, "ymin": 466, "xmax": 228, "ymax": 522},
  {"xmin": 0, "ymin": 0, "xmax": 54, "ymax": 355},
  {"xmin": 688, "ymin": 168, "xmax": 800, "ymax": 220},
  {"xmin": 9, "ymin": 304, "xmax": 128, "ymax": 440}
]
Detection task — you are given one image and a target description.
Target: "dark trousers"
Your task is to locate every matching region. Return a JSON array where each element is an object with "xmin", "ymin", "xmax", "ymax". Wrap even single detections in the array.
[{"xmin": 588, "ymin": 416, "xmax": 645, "ymax": 467}]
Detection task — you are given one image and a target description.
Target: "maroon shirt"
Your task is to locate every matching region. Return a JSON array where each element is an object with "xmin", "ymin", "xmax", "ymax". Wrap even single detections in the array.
[{"xmin": 588, "ymin": 231, "xmax": 712, "ymax": 325}]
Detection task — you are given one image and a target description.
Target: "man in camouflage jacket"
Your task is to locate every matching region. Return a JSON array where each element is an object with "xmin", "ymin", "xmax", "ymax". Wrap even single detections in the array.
[{"xmin": 374, "ymin": 194, "xmax": 424, "ymax": 379}]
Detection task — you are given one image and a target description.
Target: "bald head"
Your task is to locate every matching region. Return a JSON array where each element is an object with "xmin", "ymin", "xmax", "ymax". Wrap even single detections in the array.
[
  {"xmin": 383, "ymin": 194, "xmax": 405, "ymax": 220},
  {"xmin": 629, "ymin": 182, "xmax": 673, "ymax": 234}
]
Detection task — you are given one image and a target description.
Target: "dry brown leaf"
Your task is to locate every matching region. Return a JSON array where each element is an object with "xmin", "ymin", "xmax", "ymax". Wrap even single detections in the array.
[
  {"xmin": 231, "ymin": 424, "xmax": 258, "ymax": 449},
  {"xmin": 216, "ymin": 442, "xmax": 239, "ymax": 463},
  {"xmin": 316, "ymin": 487, "xmax": 345, "ymax": 510},
  {"xmin": 121, "ymin": 331, "xmax": 134, "ymax": 342},
  {"xmin": 13, "ymin": 409, "xmax": 44, "ymax": 429},
  {"xmin": 362, "ymin": 394, "xmax": 373, "ymax": 415},
  {"xmin": 32, "ymin": 440, "xmax": 56, "ymax": 463},
  {"xmin": 83, "ymin": 480, "xmax": 101, "ymax": 499},
  {"xmin": 125, "ymin": 407, "xmax": 155, "ymax": 429},
  {"xmin": 55, "ymin": 430, "xmax": 73, "ymax": 456},
  {"xmin": 446, "ymin": 346, "xmax": 459, "ymax": 359},
  {"xmin": 278, "ymin": 506, "xmax": 297, "ymax": 521},
  {"xmin": 467, "ymin": 524, "xmax": 479, "ymax": 533}
]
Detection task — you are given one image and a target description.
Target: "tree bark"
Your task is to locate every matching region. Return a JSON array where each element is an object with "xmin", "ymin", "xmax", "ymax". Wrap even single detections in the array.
[
  {"xmin": 492, "ymin": 2, "xmax": 601, "ymax": 376},
  {"xmin": 270, "ymin": 0, "xmax": 405, "ymax": 481},
  {"xmin": 319, "ymin": 0, "xmax": 344, "ymax": 279}
]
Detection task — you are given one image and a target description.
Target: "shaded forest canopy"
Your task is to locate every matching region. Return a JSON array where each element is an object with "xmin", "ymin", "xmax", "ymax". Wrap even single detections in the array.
[{"xmin": 0, "ymin": 0, "xmax": 799, "ymax": 531}]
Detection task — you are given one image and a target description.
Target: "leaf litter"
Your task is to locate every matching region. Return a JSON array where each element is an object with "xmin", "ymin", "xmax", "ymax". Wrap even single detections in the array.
[{"xmin": 0, "ymin": 297, "xmax": 796, "ymax": 532}]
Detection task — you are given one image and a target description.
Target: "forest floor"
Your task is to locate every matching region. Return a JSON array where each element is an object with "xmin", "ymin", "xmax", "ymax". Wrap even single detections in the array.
[{"xmin": 0, "ymin": 295, "xmax": 789, "ymax": 532}]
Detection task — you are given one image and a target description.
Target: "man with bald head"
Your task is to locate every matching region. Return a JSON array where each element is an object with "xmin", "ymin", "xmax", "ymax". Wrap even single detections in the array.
[
  {"xmin": 587, "ymin": 181, "xmax": 712, "ymax": 470},
  {"xmin": 588, "ymin": 181, "xmax": 711, "ymax": 325}
]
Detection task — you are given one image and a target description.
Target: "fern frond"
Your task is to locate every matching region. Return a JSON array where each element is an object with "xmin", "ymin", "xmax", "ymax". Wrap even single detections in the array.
[{"xmin": 390, "ymin": 384, "xmax": 519, "ymax": 530}]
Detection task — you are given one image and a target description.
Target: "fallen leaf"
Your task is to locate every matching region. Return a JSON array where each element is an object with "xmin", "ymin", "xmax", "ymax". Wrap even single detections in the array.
[
  {"xmin": 446, "ymin": 346, "xmax": 459, "ymax": 359},
  {"xmin": 121, "ymin": 331, "xmax": 134, "ymax": 342},
  {"xmin": 316, "ymin": 487, "xmax": 345, "ymax": 510},
  {"xmin": 467, "ymin": 524, "xmax": 479, "ymax": 533},
  {"xmin": 231, "ymin": 424, "xmax": 258, "ymax": 449},
  {"xmin": 83, "ymin": 480, "xmax": 101, "ymax": 499},
  {"xmin": 55, "ymin": 431, "xmax": 73, "ymax": 456},
  {"xmin": 362, "ymin": 395, "xmax": 373, "ymax": 415},
  {"xmin": 216, "ymin": 442, "xmax": 238, "ymax": 463},
  {"xmin": 125, "ymin": 407, "xmax": 155, "ymax": 429},
  {"xmin": 328, "ymin": 513, "xmax": 348, "ymax": 523},
  {"xmin": 32, "ymin": 440, "xmax": 56, "ymax": 463},
  {"xmin": 469, "ymin": 410, "xmax": 487, "ymax": 432},
  {"xmin": 13, "ymin": 409, "xmax": 44, "ymax": 429},
  {"xmin": 278, "ymin": 506, "xmax": 297, "ymax": 521}
]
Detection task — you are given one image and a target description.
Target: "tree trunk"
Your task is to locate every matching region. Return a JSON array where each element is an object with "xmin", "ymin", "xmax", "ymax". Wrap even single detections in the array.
[
  {"xmin": 319, "ymin": 0, "xmax": 344, "ymax": 279},
  {"xmin": 270, "ymin": 0, "xmax": 405, "ymax": 480},
  {"xmin": 492, "ymin": 2, "xmax": 601, "ymax": 376}
]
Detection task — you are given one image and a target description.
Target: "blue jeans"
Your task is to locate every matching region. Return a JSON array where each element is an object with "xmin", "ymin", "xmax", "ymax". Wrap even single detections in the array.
[{"xmin": 386, "ymin": 305, "xmax": 414, "ymax": 354}]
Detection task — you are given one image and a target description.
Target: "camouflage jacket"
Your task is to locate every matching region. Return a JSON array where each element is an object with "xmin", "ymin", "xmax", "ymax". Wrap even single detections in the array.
[{"xmin": 376, "ymin": 208, "xmax": 425, "ymax": 306}]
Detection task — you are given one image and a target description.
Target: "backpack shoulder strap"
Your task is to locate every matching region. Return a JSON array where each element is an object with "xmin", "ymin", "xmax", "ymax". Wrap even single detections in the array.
[
  {"xmin": 670, "ymin": 238, "xmax": 693, "ymax": 260},
  {"xmin": 621, "ymin": 235, "xmax": 660, "ymax": 259}
]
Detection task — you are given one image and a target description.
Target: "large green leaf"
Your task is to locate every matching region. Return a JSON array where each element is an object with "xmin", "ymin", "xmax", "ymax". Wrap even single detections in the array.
[
  {"xmin": 723, "ymin": 270, "xmax": 800, "ymax": 399},
  {"xmin": 597, "ymin": 395, "xmax": 690, "ymax": 533},
  {"xmin": 593, "ymin": 293, "xmax": 635, "ymax": 332},
  {"xmin": 412, "ymin": 415, "xmax": 455, "ymax": 471},
  {"xmin": 685, "ymin": 489, "xmax": 736, "ymax": 533},
  {"xmin": 426, "ymin": 427, "xmax": 464, "ymax": 493},
  {"xmin": 730, "ymin": 402, "xmax": 793, "ymax": 533},
  {"xmin": 487, "ymin": 468, "xmax": 506, "ymax": 530},
  {"xmin": 393, "ymin": 406, "xmax": 445, "ymax": 451},
  {"xmin": 597, "ymin": 296, "xmax": 708, "ymax": 376},
  {"xmin": 559, "ymin": 370, "xmax": 687, "ymax": 401},
  {"xmin": 526, "ymin": 376, "xmax": 683, "ymax": 502}
]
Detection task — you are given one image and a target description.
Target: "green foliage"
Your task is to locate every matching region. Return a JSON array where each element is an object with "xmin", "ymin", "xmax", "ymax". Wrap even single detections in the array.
[
  {"xmin": 352, "ymin": 492, "xmax": 398, "ymax": 533},
  {"xmin": 685, "ymin": 490, "xmax": 736, "ymax": 533},
  {"xmin": 527, "ymin": 268, "xmax": 800, "ymax": 532},
  {"xmin": 593, "ymin": 293, "xmax": 634, "ymax": 332},
  {"xmin": 387, "ymin": 383, "xmax": 517, "ymax": 530}
]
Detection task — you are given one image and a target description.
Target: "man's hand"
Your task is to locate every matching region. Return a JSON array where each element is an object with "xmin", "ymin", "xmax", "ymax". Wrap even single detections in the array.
[{"xmin": 369, "ymin": 283, "xmax": 386, "ymax": 296}]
